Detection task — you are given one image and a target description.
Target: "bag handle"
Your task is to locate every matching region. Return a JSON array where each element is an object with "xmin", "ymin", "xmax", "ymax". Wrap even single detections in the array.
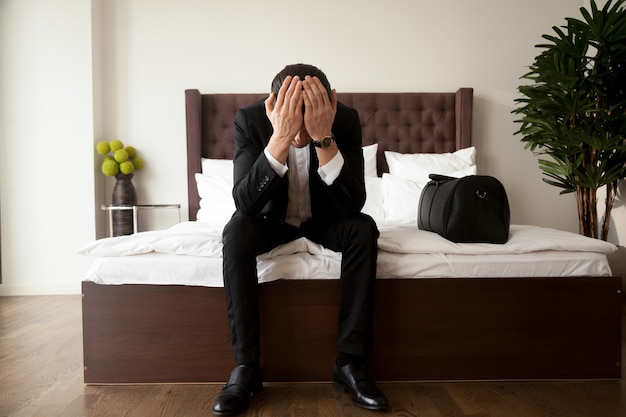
[{"xmin": 428, "ymin": 173, "xmax": 457, "ymax": 182}]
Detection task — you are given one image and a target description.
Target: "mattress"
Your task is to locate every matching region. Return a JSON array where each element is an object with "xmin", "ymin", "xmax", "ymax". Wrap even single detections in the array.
[{"xmin": 80, "ymin": 221, "xmax": 616, "ymax": 288}]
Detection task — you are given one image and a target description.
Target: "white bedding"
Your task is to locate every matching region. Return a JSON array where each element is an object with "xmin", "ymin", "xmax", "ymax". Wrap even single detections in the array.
[{"xmin": 79, "ymin": 221, "xmax": 616, "ymax": 287}]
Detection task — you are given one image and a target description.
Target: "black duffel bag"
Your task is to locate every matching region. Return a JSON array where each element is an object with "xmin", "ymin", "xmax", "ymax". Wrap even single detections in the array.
[{"xmin": 418, "ymin": 174, "xmax": 510, "ymax": 243}]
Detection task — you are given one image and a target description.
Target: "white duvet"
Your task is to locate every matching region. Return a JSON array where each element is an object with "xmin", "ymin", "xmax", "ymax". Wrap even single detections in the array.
[
  {"xmin": 79, "ymin": 221, "xmax": 616, "ymax": 258},
  {"xmin": 78, "ymin": 222, "xmax": 616, "ymax": 287}
]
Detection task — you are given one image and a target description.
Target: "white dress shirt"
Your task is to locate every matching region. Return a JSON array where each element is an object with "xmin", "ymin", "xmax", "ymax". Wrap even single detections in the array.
[{"xmin": 264, "ymin": 145, "xmax": 344, "ymax": 227}]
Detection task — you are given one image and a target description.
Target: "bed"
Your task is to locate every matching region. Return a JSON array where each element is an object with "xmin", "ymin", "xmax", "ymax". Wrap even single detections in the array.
[{"xmin": 80, "ymin": 88, "xmax": 622, "ymax": 384}]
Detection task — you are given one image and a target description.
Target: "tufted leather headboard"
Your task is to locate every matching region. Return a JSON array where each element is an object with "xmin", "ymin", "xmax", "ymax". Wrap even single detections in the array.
[{"xmin": 185, "ymin": 88, "xmax": 473, "ymax": 220}]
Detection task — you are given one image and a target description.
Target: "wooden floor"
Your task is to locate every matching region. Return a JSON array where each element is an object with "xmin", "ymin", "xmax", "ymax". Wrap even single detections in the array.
[{"xmin": 1, "ymin": 295, "xmax": 625, "ymax": 417}]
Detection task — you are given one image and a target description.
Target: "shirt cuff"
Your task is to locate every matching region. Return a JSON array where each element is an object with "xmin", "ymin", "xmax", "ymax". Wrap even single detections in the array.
[
  {"xmin": 264, "ymin": 147, "xmax": 288, "ymax": 177},
  {"xmin": 318, "ymin": 151, "xmax": 344, "ymax": 185}
]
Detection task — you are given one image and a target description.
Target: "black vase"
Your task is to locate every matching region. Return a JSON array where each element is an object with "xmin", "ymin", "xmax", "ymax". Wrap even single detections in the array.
[{"xmin": 112, "ymin": 173, "xmax": 137, "ymax": 236}]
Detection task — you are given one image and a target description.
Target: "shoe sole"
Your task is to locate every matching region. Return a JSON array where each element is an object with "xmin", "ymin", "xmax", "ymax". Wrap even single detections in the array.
[
  {"xmin": 212, "ymin": 386, "xmax": 263, "ymax": 416},
  {"xmin": 332, "ymin": 380, "xmax": 388, "ymax": 411}
]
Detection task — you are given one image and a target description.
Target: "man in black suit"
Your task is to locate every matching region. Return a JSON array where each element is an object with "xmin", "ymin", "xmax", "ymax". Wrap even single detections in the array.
[{"xmin": 212, "ymin": 63, "xmax": 388, "ymax": 415}]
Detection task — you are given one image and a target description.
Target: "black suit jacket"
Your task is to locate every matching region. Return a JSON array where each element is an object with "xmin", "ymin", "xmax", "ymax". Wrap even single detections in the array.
[{"xmin": 231, "ymin": 99, "xmax": 366, "ymax": 224}]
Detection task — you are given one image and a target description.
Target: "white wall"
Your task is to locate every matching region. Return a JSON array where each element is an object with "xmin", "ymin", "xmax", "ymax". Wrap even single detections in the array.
[
  {"xmin": 95, "ymin": 0, "xmax": 580, "ymax": 228},
  {"xmin": 1, "ymin": 0, "xmax": 623, "ymax": 295},
  {"xmin": 0, "ymin": 0, "xmax": 96, "ymax": 295}
]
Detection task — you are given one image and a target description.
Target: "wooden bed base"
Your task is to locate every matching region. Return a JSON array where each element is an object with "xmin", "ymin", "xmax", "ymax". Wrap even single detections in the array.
[
  {"xmin": 82, "ymin": 276, "xmax": 621, "ymax": 384},
  {"xmin": 82, "ymin": 87, "xmax": 622, "ymax": 384}
]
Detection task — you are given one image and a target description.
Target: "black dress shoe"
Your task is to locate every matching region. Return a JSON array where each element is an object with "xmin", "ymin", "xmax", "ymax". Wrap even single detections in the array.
[
  {"xmin": 332, "ymin": 362, "xmax": 389, "ymax": 411},
  {"xmin": 212, "ymin": 365, "xmax": 263, "ymax": 416}
]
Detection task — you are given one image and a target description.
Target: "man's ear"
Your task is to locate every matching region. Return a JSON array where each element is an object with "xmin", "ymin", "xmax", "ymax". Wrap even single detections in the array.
[{"xmin": 265, "ymin": 93, "xmax": 276, "ymax": 119}]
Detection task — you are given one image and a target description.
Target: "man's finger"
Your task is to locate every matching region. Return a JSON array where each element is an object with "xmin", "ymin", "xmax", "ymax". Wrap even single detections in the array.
[
  {"xmin": 285, "ymin": 77, "xmax": 303, "ymax": 116},
  {"xmin": 276, "ymin": 75, "xmax": 293, "ymax": 107}
]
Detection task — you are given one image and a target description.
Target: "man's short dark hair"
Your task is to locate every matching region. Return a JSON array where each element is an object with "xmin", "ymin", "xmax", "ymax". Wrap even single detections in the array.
[{"xmin": 271, "ymin": 63, "xmax": 332, "ymax": 98}]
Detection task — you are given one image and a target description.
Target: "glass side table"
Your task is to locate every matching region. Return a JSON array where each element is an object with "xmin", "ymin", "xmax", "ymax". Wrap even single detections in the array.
[{"xmin": 101, "ymin": 204, "xmax": 181, "ymax": 237}]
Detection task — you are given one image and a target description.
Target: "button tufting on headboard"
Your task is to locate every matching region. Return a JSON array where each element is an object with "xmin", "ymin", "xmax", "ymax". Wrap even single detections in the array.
[{"xmin": 185, "ymin": 88, "xmax": 473, "ymax": 220}]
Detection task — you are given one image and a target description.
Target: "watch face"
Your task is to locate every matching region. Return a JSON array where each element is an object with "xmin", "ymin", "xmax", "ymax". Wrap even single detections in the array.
[{"xmin": 313, "ymin": 135, "xmax": 334, "ymax": 148}]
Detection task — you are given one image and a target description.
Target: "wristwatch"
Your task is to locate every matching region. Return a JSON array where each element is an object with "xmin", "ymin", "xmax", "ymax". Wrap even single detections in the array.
[{"xmin": 312, "ymin": 134, "xmax": 335, "ymax": 149}]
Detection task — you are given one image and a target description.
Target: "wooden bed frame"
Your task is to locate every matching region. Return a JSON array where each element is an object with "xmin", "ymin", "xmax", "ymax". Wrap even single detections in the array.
[{"xmin": 81, "ymin": 88, "xmax": 622, "ymax": 384}]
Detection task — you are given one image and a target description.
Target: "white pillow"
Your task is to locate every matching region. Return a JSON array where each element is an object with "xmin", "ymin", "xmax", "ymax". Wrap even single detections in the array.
[
  {"xmin": 381, "ymin": 174, "xmax": 425, "ymax": 226},
  {"xmin": 195, "ymin": 173, "xmax": 235, "ymax": 226},
  {"xmin": 198, "ymin": 147, "xmax": 378, "ymax": 225},
  {"xmin": 361, "ymin": 176, "xmax": 385, "ymax": 224},
  {"xmin": 381, "ymin": 165, "xmax": 478, "ymax": 225},
  {"xmin": 201, "ymin": 158, "xmax": 233, "ymax": 181},
  {"xmin": 385, "ymin": 146, "xmax": 476, "ymax": 181},
  {"xmin": 362, "ymin": 144, "xmax": 378, "ymax": 177}
]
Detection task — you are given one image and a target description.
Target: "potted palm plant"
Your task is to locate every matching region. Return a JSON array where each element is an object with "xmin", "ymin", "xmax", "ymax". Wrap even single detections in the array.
[{"xmin": 513, "ymin": 0, "xmax": 626, "ymax": 240}]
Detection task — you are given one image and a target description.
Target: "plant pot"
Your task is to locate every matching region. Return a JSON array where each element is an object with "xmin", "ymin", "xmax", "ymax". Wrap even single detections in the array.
[{"xmin": 112, "ymin": 173, "xmax": 137, "ymax": 236}]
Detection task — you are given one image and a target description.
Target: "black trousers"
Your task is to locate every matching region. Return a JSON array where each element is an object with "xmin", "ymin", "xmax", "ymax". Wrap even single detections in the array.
[{"xmin": 221, "ymin": 212, "xmax": 379, "ymax": 365}]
